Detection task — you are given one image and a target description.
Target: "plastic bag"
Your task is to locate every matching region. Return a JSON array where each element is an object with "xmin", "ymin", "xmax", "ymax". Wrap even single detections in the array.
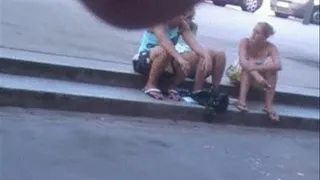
[
  {"xmin": 226, "ymin": 58, "xmax": 242, "ymax": 85},
  {"xmin": 175, "ymin": 43, "xmax": 191, "ymax": 53}
]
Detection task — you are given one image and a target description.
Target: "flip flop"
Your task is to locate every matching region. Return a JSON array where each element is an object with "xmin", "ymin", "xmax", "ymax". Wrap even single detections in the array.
[
  {"xmin": 234, "ymin": 101, "xmax": 249, "ymax": 113},
  {"xmin": 142, "ymin": 88, "xmax": 164, "ymax": 100},
  {"xmin": 263, "ymin": 109, "xmax": 280, "ymax": 121},
  {"xmin": 167, "ymin": 89, "xmax": 182, "ymax": 101}
]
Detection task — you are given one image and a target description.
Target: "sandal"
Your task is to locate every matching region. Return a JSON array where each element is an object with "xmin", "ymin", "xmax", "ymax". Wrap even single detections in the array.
[
  {"xmin": 234, "ymin": 101, "xmax": 249, "ymax": 113},
  {"xmin": 142, "ymin": 88, "xmax": 164, "ymax": 100},
  {"xmin": 263, "ymin": 108, "xmax": 280, "ymax": 121},
  {"xmin": 167, "ymin": 89, "xmax": 182, "ymax": 101}
]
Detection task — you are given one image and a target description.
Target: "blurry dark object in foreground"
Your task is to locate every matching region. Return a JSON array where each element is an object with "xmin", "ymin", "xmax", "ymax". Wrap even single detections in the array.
[{"xmin": 79, "ymin": 0, "xmax": 201, "ymax": 29}]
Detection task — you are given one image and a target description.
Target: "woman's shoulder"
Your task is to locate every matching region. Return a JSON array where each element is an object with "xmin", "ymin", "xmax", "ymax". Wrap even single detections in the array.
[
  {"xmin": 189, "ymin": 22, "xmax": 198, "ymax": 30},
  {"xmin": 266, "ymin": 41, "xmax": 277, "ymax": 51},
  {"xmin": 240, "ymin": 37, "xmax": 250, "ymax": 42},
  {"xmin": 239, "ymin": 38, "xmax": 249, "ymax": 47}
]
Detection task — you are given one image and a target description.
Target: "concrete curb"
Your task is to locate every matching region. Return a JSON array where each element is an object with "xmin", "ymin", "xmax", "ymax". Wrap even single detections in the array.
[
  {"xmin": 0, "ymin": 87, "xmax": 318, "ymax": 132},
  {"xmin": 0, "ymin": 56, "xmax": 319, "ymax": 108}
]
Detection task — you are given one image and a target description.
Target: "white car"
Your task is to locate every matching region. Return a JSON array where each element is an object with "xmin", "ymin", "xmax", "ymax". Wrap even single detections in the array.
[
  {"xmin": 271, "ymin": 0, "xmax": 319, "ymax": 24},
  {"xmin": 211, "ymin": 0, "xmax": 264, "ymax": 12}
]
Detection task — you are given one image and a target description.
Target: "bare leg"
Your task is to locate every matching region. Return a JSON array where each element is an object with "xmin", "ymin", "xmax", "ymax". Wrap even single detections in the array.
[
  {"xmin": 167, "ymin": 60, "xmax": 187, "ymax": 101},
  {"xmin": 263, "ymin": 71, "xmax": 279, "ymax": 121},
  {"xmin": 169, "ymin": 60, "xmax": 188, "ymax": 90},
  {"xmin": 192, "ymin": 62, "xmax": 207, "ymax": 92},
  {"xmin": 250, "ymin": 71, "xmax": 271, "ymax": 90},
  {"xmin": 176, "ymin": 51, "xmax": 204, "ymax": 92},
  {"xmin": 192, "ymin": 53, "xmax": 207, "ymax": 92},
  {"xmin": 145, "ymin": 46, "xmax": 170, "ymax": 88},
  {"xmin": 182, "ymin": 49, "xmax": 226, "ymax": 92},
  {"xmin": 145, "ymin": 46, "xmax": 172, "ymax": 99},
  {"xmin": 236, "ymin": 69, "xmax": 253, "ymax": 112},
  {"xmin": 210, "ymin": 50, "xmax": 226, "ymax": 88}
]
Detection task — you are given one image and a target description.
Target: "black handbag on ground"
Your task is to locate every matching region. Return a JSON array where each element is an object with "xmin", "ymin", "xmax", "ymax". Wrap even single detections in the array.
[
  {"xmin": 178, "ymin": 88, "xmax": 229, "ymax": 114},
  {"xmin": 191, "ymin": 88, "xmax": 229, "ymax": 114}
]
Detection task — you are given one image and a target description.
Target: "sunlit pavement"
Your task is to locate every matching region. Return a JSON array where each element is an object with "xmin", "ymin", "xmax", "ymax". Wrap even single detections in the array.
[{"xmin": 1, "ymin": 0, "xmax": 319, "ymax": 88}]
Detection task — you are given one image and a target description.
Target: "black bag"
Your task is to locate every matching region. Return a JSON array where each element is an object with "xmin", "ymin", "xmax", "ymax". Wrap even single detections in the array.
[
  {"xmin": 132, "ymin": 51, "xmax": 151, "ymax": 76},
  {"xmin": 191, "ymin": 88, "xmax": 229, "ymax": 114}
]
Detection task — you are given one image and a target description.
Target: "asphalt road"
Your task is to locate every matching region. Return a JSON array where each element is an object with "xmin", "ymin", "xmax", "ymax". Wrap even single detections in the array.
[
  {"xmin": 0, "ymin": 107, "xmax": 319, "ymax": 180},
  {"xmin": 0, "ymin": 0, "xmax": 319, "ymax": 88}
]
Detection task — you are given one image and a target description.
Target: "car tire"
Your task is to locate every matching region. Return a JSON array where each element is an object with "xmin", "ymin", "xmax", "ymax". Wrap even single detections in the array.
[
  {"xmin": 241, "ymin": 0, "xmax": 263, "ymax": 13},
  {"xmin": 275, "ymin": 12, "xmax": 288, "ymax": 19},
  {"xmin": 311, "ymin": 6, "xmax": 319, "ymax": 25},
  {"xmin": 212, "ymin": 0, "xmax": 226, "ymax": 6}
]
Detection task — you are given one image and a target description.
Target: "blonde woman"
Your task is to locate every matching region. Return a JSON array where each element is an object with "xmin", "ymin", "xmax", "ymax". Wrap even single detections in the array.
[{"xmin": 235, "ymin": 22, "xmax": 282, "ymax": 121}]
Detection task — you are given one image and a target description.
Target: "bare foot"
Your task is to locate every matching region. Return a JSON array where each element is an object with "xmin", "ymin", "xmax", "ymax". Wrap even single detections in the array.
[
  {"xmin": 142, "ymin": 88, "xmax": 164, "ymax": 100},
  {"xmin": 234, "ymin": 101, "xmax": 249, "ymax": 113},
  {"xmin": 167, "ymin": 89, "xmax": 182, "ymax": 101},
  {"xmin": 263, "ymin": 108, "xmax": 280, "ymax": 121}
]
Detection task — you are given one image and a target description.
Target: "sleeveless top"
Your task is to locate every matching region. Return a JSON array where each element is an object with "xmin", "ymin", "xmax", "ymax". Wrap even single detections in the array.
[
  {"xmin": 175, "ymin": 22, "xmax": 197, "ymax": 53},
  {"xmin": 137, "ymin": 26, "xmax": 180, "ymax": 53}
]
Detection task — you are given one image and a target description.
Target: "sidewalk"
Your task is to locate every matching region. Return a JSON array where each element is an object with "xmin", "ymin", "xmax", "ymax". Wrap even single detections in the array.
[
  {"xmin": 0, "ymin": 47, "xmax": 319, "ymax": 131},
  {"xmin": 1, "ymin": 0, "xmax": 319, "ymax": 90},
  {"xmin": 0, "ymin": 0, "xmax": 319, "ymax": 131}
]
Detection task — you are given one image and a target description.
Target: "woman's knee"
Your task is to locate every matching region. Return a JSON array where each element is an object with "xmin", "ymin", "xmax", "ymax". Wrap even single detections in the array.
[
  {"xmin": 264, "ymin": 57, "xmax": 273, "ymax": 64},
  {"xmin": 181, "ymin": 51, "xmax": 198, "ymax": 63},
  {"xmin": 265, "ymin": 71, "xmax": 278, "ymax": 80},
  {"xmin": 173, "ymin": 59, "xmax": 191, "ymax": 73},
  {"xmin": 150, "ymin": 46, "xmax": 169, "ymax": 61},
  {"xmin": 209, "ymin": 50, "xmax": 226, "ymax": 64},
  {"xmin": 215, "ymin": 51, "xmax": 226, "ymax": 63},
  {"xmin": 240, "ymin": 69, "xmax": 252, "ymax": 80}
]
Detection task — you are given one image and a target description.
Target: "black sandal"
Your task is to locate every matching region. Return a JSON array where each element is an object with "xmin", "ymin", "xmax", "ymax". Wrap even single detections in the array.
[{"xmin": 167, "ymin": 89, "xmax": 182, "ymax": 101}]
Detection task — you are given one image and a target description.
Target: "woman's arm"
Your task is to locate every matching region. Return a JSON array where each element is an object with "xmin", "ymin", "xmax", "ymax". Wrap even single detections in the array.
[
  {"xmin": 180, "ymin": 20, "xmax": 207, "ymax": 56},
  {"xmin": 254, "ymin": 45, "xmax": 282, "ymax": 72},
  {"xmin": 238, "ymin": 38, "xmax": 250, "ymax": 68},
  {"xmin": 151, "ymin": 24, "xmax": 183, "ymax": 62},
  {"xmin": 190, "ymin": 22, "xmax": 198, "ymax": 36}
]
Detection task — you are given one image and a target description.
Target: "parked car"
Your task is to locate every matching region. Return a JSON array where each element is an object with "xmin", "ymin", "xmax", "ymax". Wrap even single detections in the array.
[
  {"xmin": 211, "ymin": 0, "xmax": 263, "ymax": 12},
  {"xmin": 270, "ymin": 0, "xmax": 320, "ymax": 24}
]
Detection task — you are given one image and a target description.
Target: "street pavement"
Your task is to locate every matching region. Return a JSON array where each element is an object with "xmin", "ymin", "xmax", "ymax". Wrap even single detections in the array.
[
  {"xmin": 0, "ymin": 107, "xmax": 319, "ymax": 180},
  {"xmin": 0, "ymin": 2, "xmax": 319, "ymax": 179},
  {"xmin": 0, "ymin": 0, "xmax": 319, "ymax": 89}
]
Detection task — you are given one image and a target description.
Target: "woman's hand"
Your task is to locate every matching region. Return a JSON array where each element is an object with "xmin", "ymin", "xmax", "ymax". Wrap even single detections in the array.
[
  {"xmin": 199, "ymin": 50, "xmax": 212, "ymax": 73},
  {"xmin": 250, "ymin": 71, "xmax": 271, "ymax": 90},
  {"xmin": 80, "ymin": 0, "xmax": 201, "ymax": 29},
  {"xmin": 242, "ymin": 61, "xmax": 257, "ymax": 72},
  {"xmin": 177, "ymin": 57, "xmax": 191, "ymax": 75}
]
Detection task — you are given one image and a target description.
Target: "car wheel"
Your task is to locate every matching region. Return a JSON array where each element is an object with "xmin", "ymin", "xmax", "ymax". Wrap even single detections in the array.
[
  {"xmin": 275, "ymin": 12, "xmax": 288, "ymax": 18},
  {"xmin": 212, "ymin": 0, "xmax": 226, "ymax": 6},
  {"xmin": 241, "ymin": 0, "xmax": 262, "ymax": 13},
  {"xmin": 311, "ymin": 7, "xmax": 319, "ymax": 25}
]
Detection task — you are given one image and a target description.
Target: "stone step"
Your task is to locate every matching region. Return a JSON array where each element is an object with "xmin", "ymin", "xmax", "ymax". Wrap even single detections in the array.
[
  {"xmin": 0, "ymin": 73, "xmax": 318, "ymax": 131},
  {"xmin": 0, "ymin": 47, "xmax": 319, "ymax": 107}
]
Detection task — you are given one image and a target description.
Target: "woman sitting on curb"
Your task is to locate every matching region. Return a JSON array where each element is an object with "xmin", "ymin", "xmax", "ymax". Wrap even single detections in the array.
[
  {"xmin": 132, "ymin": 7, "xmax": 225, "ymax": 101},
  {"xmin": 132, "ymin": 8, "xmax": 212, "ymax": 101},
  {"xmin": 235, "ymin": 22, "xmax": 282, "ymax": 121}
]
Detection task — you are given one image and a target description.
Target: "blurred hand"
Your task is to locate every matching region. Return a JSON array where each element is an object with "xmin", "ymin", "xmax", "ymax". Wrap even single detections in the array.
[
  {"xmin": 252, "ymin": 73, "xmax": 271, "ymax": 90},
  {"xmin": 243, "ymin": 61, "xmax": 257, "ymax": 71},
  {"xmin": 200, "ymin": 50, "xmax": 212, "ymax": 73},
  {"xmin": 79, "ymin": 0, "xmax": 201, "ymax": 29},
  {"xmin": 177, "ymin": 57, "xmax": 191, "ymax": 75}
]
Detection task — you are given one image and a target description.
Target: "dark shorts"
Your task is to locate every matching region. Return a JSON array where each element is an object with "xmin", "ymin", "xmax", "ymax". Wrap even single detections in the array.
[
  {"xmin": 132, "ymin": 51, "xmax": 175, "ymax": 78},
  {"xmin": 132, "ymin": 51, "xmax": 210, "ymax": 79},
  {"xmin": 187, "ymin": 65, "xmax": 211, "ymax": 79}
]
